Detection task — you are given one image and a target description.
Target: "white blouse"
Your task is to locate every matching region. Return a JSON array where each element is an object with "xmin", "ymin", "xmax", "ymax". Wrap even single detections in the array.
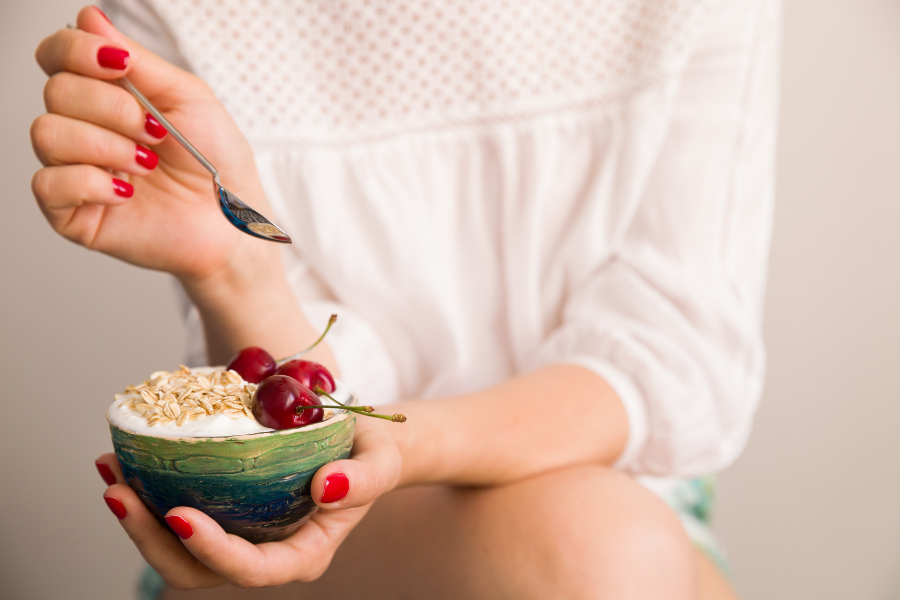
[{"xmin": 106, "ymin": 0, "xmax": 780, "ymax": 477}]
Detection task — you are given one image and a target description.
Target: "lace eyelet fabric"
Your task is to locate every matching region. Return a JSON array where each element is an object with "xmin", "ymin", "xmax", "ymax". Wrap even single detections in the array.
[
  {"xmin": 115, "ymin": 0, "xmax": 781, "ymax": 482},
  {"xmin": 146, "ymin": 0, "xmax": 711, "ymax": 145}
]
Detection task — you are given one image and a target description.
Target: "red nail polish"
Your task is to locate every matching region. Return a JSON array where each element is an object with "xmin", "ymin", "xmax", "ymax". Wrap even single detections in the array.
[
  {"xmin": 104, "ymin": 496, "xmax": 127, "ymax": 519},
  {"xmin": 165, "ymin": 515, "xmax": 193, "ymax": 539},
  {"xmin": 135, "ymin": 145, "xmax": 158, "ymax": 170},
  {"xmin": 96, "ymin": 461, "xmax": 117, "ymax": 485},
  {"xmin": 320, "ymin": 473, "xmax": 349, "ymax": 503},
  {"xmin": 94, "ymin": 5, "xmax": 112, "ymax": 25},
  {"xmin": 144, "ymin": 113, "xmax": 167, "ymax": 139},
  {"xmin": 97, "ymin": 46, "xmax": 129, "ymax": 70},
  {"xmin": 112, "ymin": 178, "xmax": 133, "ymax": 198}
]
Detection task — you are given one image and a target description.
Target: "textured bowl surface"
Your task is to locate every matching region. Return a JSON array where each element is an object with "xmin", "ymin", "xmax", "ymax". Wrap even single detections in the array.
[{"xmin": 110, "ymin": 411, "xmax": 355, "ymax": 543}]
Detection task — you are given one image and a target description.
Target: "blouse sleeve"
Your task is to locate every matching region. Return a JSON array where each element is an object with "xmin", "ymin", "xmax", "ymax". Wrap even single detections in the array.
[
  {"xmin": 106, "ymin": 0, "xmax": 401, "ymax": 406},
  {"xmin": 530, "ymin": 0, "xmax": 781, "ymax": 477}
]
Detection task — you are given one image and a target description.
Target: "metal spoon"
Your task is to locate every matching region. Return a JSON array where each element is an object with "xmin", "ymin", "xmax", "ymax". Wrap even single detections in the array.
[
  {"xmin": 63, "ymin": 25, "xmax": 289, "ymax": 241},
  {"xmin": 119, "ymin": 77, "xmax": 291, "ymax": 243}
]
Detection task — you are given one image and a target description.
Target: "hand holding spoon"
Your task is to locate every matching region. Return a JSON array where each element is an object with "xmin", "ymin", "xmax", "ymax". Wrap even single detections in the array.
[
  {"xmin": 64, "ymin": 24, "xmax": 290, "ymax": 243},
  {"xmin": 119, "ymin": 77, "xmax": 291, "ymax": 243}
]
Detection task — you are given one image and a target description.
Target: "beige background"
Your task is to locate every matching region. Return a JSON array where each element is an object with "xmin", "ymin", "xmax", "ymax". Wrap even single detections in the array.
[{"xmin": 1, "ymin": 1, "xmax": 897, "ymax": 599}]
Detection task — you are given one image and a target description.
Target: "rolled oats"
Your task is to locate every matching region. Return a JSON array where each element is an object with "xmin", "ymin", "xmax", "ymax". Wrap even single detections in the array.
[{"xmin": 121, "ymin": 366, "xmax": 259, "ymax": 427}]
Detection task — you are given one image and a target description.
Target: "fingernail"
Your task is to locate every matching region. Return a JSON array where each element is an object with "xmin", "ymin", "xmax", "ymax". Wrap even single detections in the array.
[
  {"xmin": 96, "ymin": 461, "xmax": 117, "ymax": 485},
  {"xmin": 165, "ymin": 515, "xmax": 193, "ymax": 539},
  {"xmin": 320, "ymin": 473, "xmax": 349, "ymax": 503},
  {"xmin": 94, "ymin": 6, "xmax": 112, "ymax": 25},
  {"xmin": 112, "ymin": 178, "xmax": 133, "ymax": 198},
  {"xmin": 104, "ymin": 496, "xmax": 127, "ymax": 519},
  {"xmin": 135, "ymin": 145, "xmax": 158, "ymax": 169},
  {"xmin": 144, "ymin": 113, "xmax": 167, "ymax": 139},
  {"xmin": 97, "ymin": 46, "xmax": 129, "ymax": 70}
]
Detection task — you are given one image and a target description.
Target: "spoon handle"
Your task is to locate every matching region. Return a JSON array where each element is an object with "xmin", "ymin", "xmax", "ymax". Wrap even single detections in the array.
[{"xmin": 118, "ymin": 76, "xmax": 220, "ymax": 181}]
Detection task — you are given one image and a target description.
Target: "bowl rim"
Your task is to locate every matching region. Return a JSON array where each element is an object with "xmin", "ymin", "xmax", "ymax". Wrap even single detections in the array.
[{"xmin": 108, "ymin": 392, "xmax": 358, "ymax": 442}]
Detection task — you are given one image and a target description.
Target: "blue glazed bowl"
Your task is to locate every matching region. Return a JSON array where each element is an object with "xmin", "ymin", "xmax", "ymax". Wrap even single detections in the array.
[{"xmin": 109, "ymin": 405, "xmax": 355, "ymax": 544}]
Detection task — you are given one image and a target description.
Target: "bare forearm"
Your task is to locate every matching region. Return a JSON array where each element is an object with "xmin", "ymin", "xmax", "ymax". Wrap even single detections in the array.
[
  {"xmin": 392, "ymin": 364, "xmax": 629, "ymax": 487},
  {"xmin": 179, "ymin": 251, "xmax": 339, "ymax": 374}
]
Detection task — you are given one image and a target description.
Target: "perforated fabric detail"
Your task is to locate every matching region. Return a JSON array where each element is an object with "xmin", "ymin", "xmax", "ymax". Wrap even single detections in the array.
[{"xmin": 144, "ymin": 0, "xmax": 712, "ymax": 145}]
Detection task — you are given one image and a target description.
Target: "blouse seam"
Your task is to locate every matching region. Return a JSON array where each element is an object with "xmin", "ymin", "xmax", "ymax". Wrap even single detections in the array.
[{"xmin": 242, "ymin": 73, "xmax": 679, "ymax": 151}]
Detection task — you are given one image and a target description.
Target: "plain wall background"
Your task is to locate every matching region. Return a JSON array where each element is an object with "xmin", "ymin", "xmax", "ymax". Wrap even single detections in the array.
[{"xmin": 0, "ymin": 1, "xmax": 897, "ymax": 599}]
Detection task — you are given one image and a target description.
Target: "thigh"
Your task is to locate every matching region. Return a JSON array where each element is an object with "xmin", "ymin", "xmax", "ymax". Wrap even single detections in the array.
[{"xmin": 162, "ymin": 466, "xmax": 737, "ymax": 600}]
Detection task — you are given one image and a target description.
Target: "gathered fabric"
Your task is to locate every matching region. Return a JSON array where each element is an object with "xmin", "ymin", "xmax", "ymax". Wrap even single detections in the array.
[{"xmin": 107, "ymin": 0, "xmax": 780, "ymax": 477}]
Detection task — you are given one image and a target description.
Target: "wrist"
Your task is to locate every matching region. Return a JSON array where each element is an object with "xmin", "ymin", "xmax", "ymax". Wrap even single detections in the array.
[
  {"xmin": 177, "ymin": 244, "xmax": 338, "ymax": 371},
  {"xmin": 386, "ymin": 399, "xmax": 448, "ymax": 487},
  {"xmin": 179, "ymin": 251, "xmax": 279, "ymax": 313}
]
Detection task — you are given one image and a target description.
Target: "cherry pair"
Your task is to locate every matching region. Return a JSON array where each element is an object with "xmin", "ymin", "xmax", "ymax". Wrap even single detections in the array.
[
  {"xmin": 227, "ymin": 315, "xmax": 406, "ymax": 431},
  {"xmin": 226, "ymin": 316, "xmax": 338, "ymax": 430}
]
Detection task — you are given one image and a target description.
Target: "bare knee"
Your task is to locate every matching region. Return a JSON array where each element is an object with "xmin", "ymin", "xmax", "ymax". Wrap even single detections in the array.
[
  {"xmin": 546, "ymin": 466, "xmax": 696, "ymax": 600},
  {"xmin": 467, "ymin": 466, "xmax": 697, "ymax": 600},
  {"xmin": 287, "ymin": 468, "xmax": 699, "ymax": 600}
]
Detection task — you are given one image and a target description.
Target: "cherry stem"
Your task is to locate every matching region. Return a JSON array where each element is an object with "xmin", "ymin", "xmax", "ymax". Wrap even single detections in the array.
[
  {"xmin": 301, "ymin": 314, "xmax": 337, "ymax": 355},
  {"xmin": 314, "ymin": 389, "xmax": 347, "ymax": 407},
  {"xmin": 314, "ymin": 389, "xmax": 374, "ymax": 414},
  {"xmin": 295, "ymin": 403, "xmax": 406, "ymax": 423}
]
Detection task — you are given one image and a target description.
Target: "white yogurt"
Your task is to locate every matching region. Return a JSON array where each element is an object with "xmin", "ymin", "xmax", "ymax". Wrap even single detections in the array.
[{"xmin": 107, "ymin": 368, "xmax": 353, "ymax": 438}]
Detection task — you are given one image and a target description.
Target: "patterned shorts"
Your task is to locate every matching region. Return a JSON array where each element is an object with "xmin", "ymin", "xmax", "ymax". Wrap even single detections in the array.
[{"xmin": 638, "ymin": 474, "xmax": 730, "ymax": 574}]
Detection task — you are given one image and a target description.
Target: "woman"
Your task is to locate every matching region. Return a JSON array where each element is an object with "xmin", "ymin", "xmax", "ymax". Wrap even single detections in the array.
[{"xmin": 31, "ymin": 1, "xmax": 778, "ymax": 597}]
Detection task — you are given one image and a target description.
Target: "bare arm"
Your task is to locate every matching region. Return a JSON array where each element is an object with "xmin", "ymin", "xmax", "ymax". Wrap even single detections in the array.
[
  {"xmin": 182, "ymin": 264, "xmax": 339, "ymax": 375},
  {"xmin": 391, "ymin": 364, "xmax": 628, "ymax": 487}
]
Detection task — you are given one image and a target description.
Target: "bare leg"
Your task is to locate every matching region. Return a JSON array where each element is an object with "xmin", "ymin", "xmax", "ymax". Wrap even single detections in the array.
[
  {"xmin": 697, "ymin": 552, "xmax": 740, "ymax": 600},
  {"xmin": 163, "ymin": 466, "xmax": 737, "ymax": 599}
]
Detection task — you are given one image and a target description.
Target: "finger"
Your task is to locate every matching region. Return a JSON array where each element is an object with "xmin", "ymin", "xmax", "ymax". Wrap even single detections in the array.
[
  {"xmin": 44, "ymin": 72, "xmax": 167, "ymax": 145},
  {"xmin": 166, "ymin": 507, "xmax": 303, "ymax": 588},
  {"xmin": 35, "ymin": 26, "xmax": 132, "ymax": 79},
  {"xmin": 33, "ymin": 165, "xmax": 132, "ymax": 214},
  {"xmin": 101, "ymin": 484, "xmax": 224, "ymax": 590},
  {"xmin": 311, "ymin": 421, "xmax": 402, "ymax": 510},
  {"xmin": 35, "ymin": 7, "xmax": 204, "ymax": 100},
  {"xmin": 32, "ymin": 165, "xmax": 133, "ymax": 247},
  {"xmin": 31, "ymin": 113, "xmax": 158, "ymax": 173},
  {"xmin": 168, "ymin": 505, "xmax": 366, "ymax": 586},
  {"xmin": 95, "ymin": 452, "xmax": 124, "ymax": 486},
  {"xmin": 74, "ymin": 5, "xmax": 206, "ymax": 99}
]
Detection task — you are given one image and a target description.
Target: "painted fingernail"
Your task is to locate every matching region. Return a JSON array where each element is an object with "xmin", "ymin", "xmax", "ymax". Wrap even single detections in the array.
[
  {"xmin": 94, "ymin": 6, "xmax": 112, "ymax": 25},
  {"xmin": 165, "ymin": 515, "xmax": 193, "ymax": 539},
  {"xmin": 112, "ymin": 178, "xmax": 133, "ymax": 198},
  {"xmin": 320, "ymin": 473, "xmax": 349, "ymax": 503},
  {"xmin": 97, "ymin": 46, "xmax": 129, "ymax": 70},
  {"xmin": 104, "ymin": 496, "xmax": 127, "ymax": 519},
  {"xmin": 144, "ymin": 113, "xmax": 167, "ymax": 139},
  {"xmin": 135, "ymin": 145, "xmax": 158, "ymax": 170},
  {"xmin": 96, "ymin": 461, "xmax": 117, "ymax": 485}
]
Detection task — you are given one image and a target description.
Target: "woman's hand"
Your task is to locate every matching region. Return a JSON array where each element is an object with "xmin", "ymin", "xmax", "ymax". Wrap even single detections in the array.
[
  {"xmin": 96, "ymin": 418, "xmax": 402, "ymax": 589},
  {"xmin": 30, "ymin": 6, "xmax": 333, "ymax": 367},
  {"xmin": 31, "ymin": 6, "xmax": 278, "ymax": 287}
]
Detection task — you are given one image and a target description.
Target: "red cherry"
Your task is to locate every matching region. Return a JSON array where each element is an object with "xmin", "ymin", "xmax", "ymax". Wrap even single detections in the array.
[
  {"xmin": 274, "ymin": 360, "xmax": 336, "ymax": 394},
  {"xmin": 226, "ymin": 347, "xmax": 276, "ymax": 384},
  {"xmin": 252, "ymin": 375, "xmax": 323, "ymax": 430}
]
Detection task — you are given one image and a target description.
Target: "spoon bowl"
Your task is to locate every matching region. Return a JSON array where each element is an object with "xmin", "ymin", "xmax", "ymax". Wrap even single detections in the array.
[
  {"xmin": 215, "ymin": 179, "xmax": 291, "ymax": 242},
  {"xmin": 122, "ymin": 76, "xmax": 292, "ymax": 243}
]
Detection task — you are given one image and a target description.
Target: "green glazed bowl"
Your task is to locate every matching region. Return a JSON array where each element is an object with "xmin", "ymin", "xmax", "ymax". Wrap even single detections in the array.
[{"xmin": 109, "ymin": 404, "xmax": 355, "ymax": 544}]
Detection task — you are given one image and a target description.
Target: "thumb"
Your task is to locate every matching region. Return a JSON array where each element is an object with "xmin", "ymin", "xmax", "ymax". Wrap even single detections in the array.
[{"xmin": 311, "ymin": 422, "xmax": 402, "ymax": 510}]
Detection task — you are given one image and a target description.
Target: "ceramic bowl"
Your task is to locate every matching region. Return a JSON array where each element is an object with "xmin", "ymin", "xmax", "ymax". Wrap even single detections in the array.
[{"xmin": 109, "ymin": 402, "xmax": 355, "ymax": 544}]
